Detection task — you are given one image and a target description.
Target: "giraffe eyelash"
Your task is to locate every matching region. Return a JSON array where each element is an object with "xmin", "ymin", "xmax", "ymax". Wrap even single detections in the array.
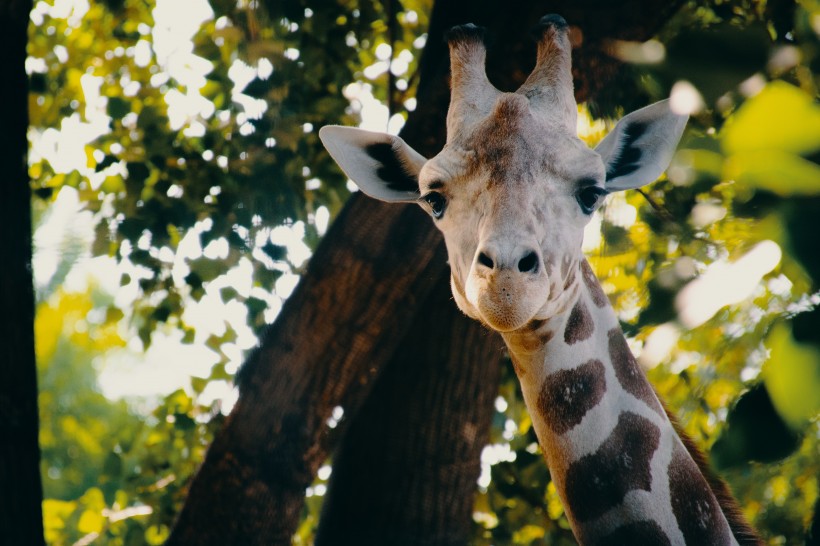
[
  {"xmin": 576, "ymin": 186, "xmax": 608, "ymax": 214},
  {"xmin": 421, "ymin": 192, "xmax": 447, "ymax": 219}
]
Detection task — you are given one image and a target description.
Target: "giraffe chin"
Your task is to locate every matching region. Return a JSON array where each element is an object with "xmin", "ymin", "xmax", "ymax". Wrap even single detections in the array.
[
  {"xmin": 467, "ymin": 281, "xmax": 549, "ymax": 333},
  {"xmin": 478, "ymin": 309, "xmax": 533, "ymax": 333}
]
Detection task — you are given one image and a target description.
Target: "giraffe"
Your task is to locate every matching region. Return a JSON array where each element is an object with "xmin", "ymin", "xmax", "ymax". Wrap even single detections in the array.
[{"xmin": 319, "ymin": 15, "xmax": 762, "ymax": 546}]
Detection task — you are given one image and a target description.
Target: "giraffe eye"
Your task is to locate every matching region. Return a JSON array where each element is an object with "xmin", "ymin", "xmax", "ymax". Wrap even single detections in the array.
[
  {"xmin": 576, "ymin": 186, "xmax": 607, "ymax": 214},
  {"xmin": 422, "ymin": 192, "xmax": 447, "ymax": 219}
]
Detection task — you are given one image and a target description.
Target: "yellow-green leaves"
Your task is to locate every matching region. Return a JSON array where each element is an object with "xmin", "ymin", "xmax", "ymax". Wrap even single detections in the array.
[
  {"xmin": 721, "ymin": 82, "xmax": 820, "ymax": 196},
  {"xmin": 722, "ymin": 82, "xmax": 820, "ymax": 156},
  {"xmin": 764, "ymin": 323, "xmax": 820, "ymax": 430},
  {"xmin": 725, "ymin": 151, "xmax": 820, "ymax": 196},
  {"xmin": 77, "ymin": 490, "xmax": 106, "ymax": 535},
  {"xmin": 42, "ymin": 499, "xmax": 75, "ymax": 544}
]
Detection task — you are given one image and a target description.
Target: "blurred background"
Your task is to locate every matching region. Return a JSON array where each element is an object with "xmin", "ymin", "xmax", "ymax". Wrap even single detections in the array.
[{"xmin": 25, "ymin": 0, "xmax": 820, "ymax": 544}]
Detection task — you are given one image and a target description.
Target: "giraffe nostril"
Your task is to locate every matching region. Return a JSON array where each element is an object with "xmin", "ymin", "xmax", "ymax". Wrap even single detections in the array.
[
  {"xmin": 477, "ymin": 252, "xmax": 495, "ymax": 270},
  {"xmin": 518, "ymin": 251, "xmax": 539, "ymax": 274}
]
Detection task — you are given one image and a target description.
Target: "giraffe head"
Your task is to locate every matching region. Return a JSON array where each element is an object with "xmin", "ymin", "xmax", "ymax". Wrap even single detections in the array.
[{"xmin": 320, "ymin": 15, "xmax": 687, "ymax": 333}]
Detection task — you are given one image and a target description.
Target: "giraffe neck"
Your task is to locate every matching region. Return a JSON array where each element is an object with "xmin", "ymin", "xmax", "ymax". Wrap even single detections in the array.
[{"xmin": 501, "ymin": 258, "xmax": 739, "ymax": 546}]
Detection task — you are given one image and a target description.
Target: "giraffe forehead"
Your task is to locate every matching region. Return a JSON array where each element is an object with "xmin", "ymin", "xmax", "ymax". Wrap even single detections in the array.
[
  {"xmin": 467, "ymin": 97, "xmax": 551, "ymax": 180},
  {"xmin": 452, "ymin": 103, "xmax": 603, "ymax": 187}
]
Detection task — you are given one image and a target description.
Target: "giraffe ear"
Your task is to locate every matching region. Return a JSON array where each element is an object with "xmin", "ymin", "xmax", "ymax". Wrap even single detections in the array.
[
  {"xmin": 596, "ymin": 99, "xmax": 688, "ymax": 192},
  {"xmin": 319, "ymin": 126, "xmax": 425, "ymax": 203}
]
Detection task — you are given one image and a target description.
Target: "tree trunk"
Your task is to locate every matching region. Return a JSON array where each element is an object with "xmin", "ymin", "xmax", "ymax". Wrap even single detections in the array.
[
  {"xmin": 314, "ymin": 274, "xmax": 502, "ymax": 546},
  {"xmin": 169, "ymin": 1, "xmax": 685, "ymax": 544},
  {"xmin": 167, "ymin": 195, "xmax": 457, "ymax": 544},
  {"xmin": 0, "ymin": 1, "xmax": 46, "ymax": 545}
]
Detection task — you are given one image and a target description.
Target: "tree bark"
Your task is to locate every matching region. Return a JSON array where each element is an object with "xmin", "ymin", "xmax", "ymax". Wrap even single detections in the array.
[
  {"xmin": 168, "ymin": 195, "xmax": 457, "ymax": 544},
  {"xmin": 169, "ymin": 1, "xmax": 686, "ymax": 544},
  {"xmin": 314, "ymin": 274, "xmax": 502, "ymax": 546},
  {"xmin": 0, "ymin": 1, "xmax": 46, "ymax": 545}
]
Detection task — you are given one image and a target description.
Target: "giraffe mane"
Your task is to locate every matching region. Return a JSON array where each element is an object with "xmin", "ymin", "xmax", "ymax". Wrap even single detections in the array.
[{"xmin": 660, "ymin": 399, "xmax": 764, "ymax": 545}]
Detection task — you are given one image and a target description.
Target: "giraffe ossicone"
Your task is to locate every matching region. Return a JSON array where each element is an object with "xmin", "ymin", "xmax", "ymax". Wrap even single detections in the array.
[{"xmin": 320, "ymin": 14, "xmax": 760, "ymax": 546}]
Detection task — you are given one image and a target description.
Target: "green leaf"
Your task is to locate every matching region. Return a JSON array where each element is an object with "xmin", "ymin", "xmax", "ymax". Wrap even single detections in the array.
[
  {"xmin": 725, "ymin": 151, "xmax": 820, "ymax": 196},
  {"xmin": 205, "ymin": 329, "xmax": 237, "ymax": 351},
  {"xmin": 190, "ymin": 376, "xmax": 208, "ymax": 394},
  {"xmin": 261, "ymin": 241, "xmax": 287, "ymax": 261},
  {"xmin": 763, "ymin": 322, "xmax": 820, "ymax": 429},
  {"xmin": 187, "ymin": 257, "xmax": 225, "ymax": 284},
  {"xmin": 92, "ymin": 221, "xmax": 113, "ymax": 256},
  {"xmin": 78, "ymin": 508, "xmax": 105, "ymax": 534},
  {"xmin": 64, "ymin": 170, "xmax": 83, "ymax": 189},
  {"xmin": 219, "ymin": 286, "xmax": 239, "ymax": 302},
  {"xmin": 210, "ymin": 362, "xmax": 232, "ymax": 381},
  {"xmin": 722, "ymin": 82, "xmax": 820, "ymax": 156},
  {"xmin": 173, "ymin": 413, "xmax": 196, "ymax": 431},
  {"xmin": 102, "ymin": 452, "xmax": 123, "ymax": 477},
  {"xmin": 711, "ymin": 384, "xmax": 801, "ymax": 468},
  {"xmin": 145, "ymin": 524, "xmax": 170, "ymax": 545},
  {"xmin": 108, "ymin": 96, "xmax": 131, "ymax": 120},
  {"xmin": 181, "ymin": 327, "xmax": 196, "ymax": 344}
]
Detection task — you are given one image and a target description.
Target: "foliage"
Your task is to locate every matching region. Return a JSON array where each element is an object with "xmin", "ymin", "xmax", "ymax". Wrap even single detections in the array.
[
  {"xmin": 30, "ymin": 0, "xmax": 427, "ymax": 542},
  {"xmin": 36, "ymin": 279, "xmax": 224, "ymax": 544},
  {"xmin": 29, "ymin": 0, "xmax": 820, "ymax": 544}
]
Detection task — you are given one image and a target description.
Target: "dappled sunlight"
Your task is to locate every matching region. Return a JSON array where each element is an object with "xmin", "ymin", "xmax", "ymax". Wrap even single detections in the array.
[
  {"xmin": 670, "ymin": 80, "xmax": 705, "ymax": 115},
  {"xmin": 97, "ymin": 331, "xmax": 219, "ymax": 399},
  {"xmin": 32, "ymin": 188, "xmax": 94, "ymax": 289},
  {"xmin": 676, "ymin": 240, "xmax": 782, "ymax": 329},
  {"xmin": 638, "ymin": 322, "xmax": 681, "ymax": 369}
]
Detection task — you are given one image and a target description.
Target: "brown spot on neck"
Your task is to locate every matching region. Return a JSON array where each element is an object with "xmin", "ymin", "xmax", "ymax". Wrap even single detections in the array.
[
  {"xmin": 607, "ymin": 328, "xmax": 663, "ymax": 415},
  {"xmin": 509, "ymin": 353, "xmax": 527, "ymax": 377},
  {"xmin": 581, "ymin": 259, "xmax": 609, "ymax": 308},
  {"xmin": 668, "ymin": 441, "xmax": 735, "ymax": 545},
  {"xmin": 664, "ymin": 404, "xmax": 764, "ymax": 545},
  {"xmin": 564, "ymin": 299, "xmax": 593, "ymax": 345},
  {"xmin": 564, "ymin": 412, "xmax": 661, "ymax": 522},
  {"xmin": 538, "ymin": 359, "xmax": 606, "ymax": 435}
]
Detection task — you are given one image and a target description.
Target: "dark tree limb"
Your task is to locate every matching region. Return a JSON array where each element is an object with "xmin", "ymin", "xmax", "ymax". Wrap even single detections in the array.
[
  {"xmin": 169, "ymin": 1, "xmax": 686, "ymax": 544},
  {"xmin": 168, "ymin": 195, "xmax": 455, "ymax": 543},
  {"xmin": 0, "ymin": 1, "xmax": 45, "ymax": 545}
]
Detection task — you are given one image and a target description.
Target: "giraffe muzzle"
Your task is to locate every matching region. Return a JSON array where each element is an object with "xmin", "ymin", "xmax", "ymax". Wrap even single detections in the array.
[{"xmin": 465, "ymin": 245, "xmax": 550, "ymax": 332}]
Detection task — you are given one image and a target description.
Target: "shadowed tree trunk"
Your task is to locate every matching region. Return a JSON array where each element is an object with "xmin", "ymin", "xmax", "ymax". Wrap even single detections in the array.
[
  {"xmin": 314, "ymin": 274, "xmax": 502, "ymax": 546},
  {"xmin": 1, "ymin": 1, "xmax": 46, "ymax": 545},
  {"xmin": 168, "ymin": 1, "xmax": 685, "ymax": 544},
  {"xmin": 167, "ymin": 195, "xmax": 463, "ymax": 544}
]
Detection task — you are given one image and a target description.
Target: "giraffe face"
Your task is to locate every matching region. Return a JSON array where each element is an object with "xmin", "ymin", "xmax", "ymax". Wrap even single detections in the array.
[
  {"xmin": 416, "ymin": 93, "xmax": 607, "ymax": 331},
  {"xmin": 319, "ymin": 15, "xmax": 687, "ymax": 333}
]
